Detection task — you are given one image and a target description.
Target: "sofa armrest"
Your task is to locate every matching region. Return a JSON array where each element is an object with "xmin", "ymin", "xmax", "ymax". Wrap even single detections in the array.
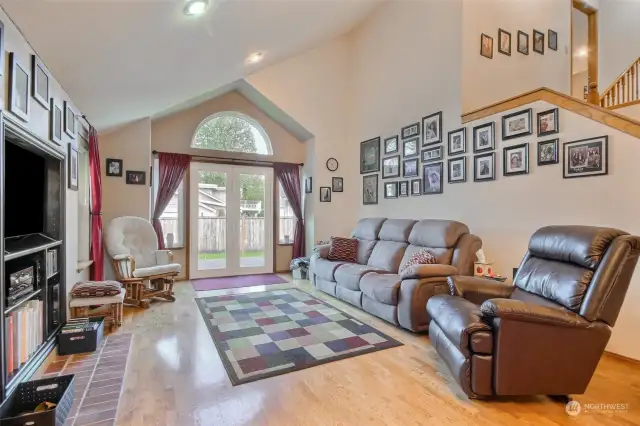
[
  {"xmin": 313, "ymin": 244, "xmax": 331, "ymax": 259},
  {"xmin": 400, "ymin": 264, "xmax": 458, "ymax": 280},
  {"xmin": 481, "ymin": 298, "xmax": 592, "ymax": 328},
  {"xmin": 156, "ymin": 250, "xmax": 174, "ymax": 265},
  {"xmin": 448, "ymin": 275, "xmax": 514, "ymax": 305}
]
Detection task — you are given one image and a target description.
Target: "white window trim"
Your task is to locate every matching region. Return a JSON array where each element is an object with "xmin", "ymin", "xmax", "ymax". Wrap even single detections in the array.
[{"xmin": 190, "ymin": 111, "xmax": 273, "ymax": 155}]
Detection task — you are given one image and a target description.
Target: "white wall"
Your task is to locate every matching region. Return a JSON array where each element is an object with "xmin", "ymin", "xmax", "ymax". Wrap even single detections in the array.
[
  {"xmin": 462, "ymin": 0, "xmax": 571, "ymax": 112},
  {"xmin": 599, "ymin": 0, "xmax": 640, "ymax": 90},
  {"xmin": 615, "ymin": 102, "xmax": 640, "ymax": 120}
]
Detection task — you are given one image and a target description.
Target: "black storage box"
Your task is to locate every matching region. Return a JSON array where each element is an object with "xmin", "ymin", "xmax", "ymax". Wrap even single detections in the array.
[
  {"xmin": 57, "ymin": 317, "xmax": 105, "ymax": 356},
  {"xmin": 0, "ymin": 375, "xmax": 75, "ymax": 426}
]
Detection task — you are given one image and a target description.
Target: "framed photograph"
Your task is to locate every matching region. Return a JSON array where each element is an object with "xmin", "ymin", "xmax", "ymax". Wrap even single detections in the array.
[
  {"xmin": 382, "ymin": 155, "xmax": 400, "ymax": 179},
  {"xmin": 49, "ymin": 98, "xmax": 63, "ymax": 145},
  {"xmin": 360, "ymin": 137, "xmax": 381, "ymax": 174},
  {"xmin": 517, "ymin": 30, "xmax": 529, "ymax": 55},
  {"xmin": 384, "ymin": 182, "xmax": 398, "ymax": 199},
  {"xmin": 8, "ymin": 52, "xmax": 30, "ymax": 122},
  {"xmin": 421, "ymin": 146, "xmax": 443, "ymax": 163},
  {"xmin": 563, "ymin": 136, "xmax": 608, "ymax": 179},
  {"xmin": 422, "ymin": 111, "xmax": 442, "ymax": 146},
  {"xmin": 538, "ymin": 138, "xmax": 559, "ymax": 166},
  {"xmin": 0, "ymin": 20, "xmax": 5, "ymax": 76},
  {"xmin": 31, "ymin": 55, "xmax": 50, "ymax": 110},
  {"xmin": 106, "ymin": 158, "xmax": 123, "ymax": 177},
  {"xmin": 533, "ymin": 30, "xmax": 544, "ymax": 54},
  {"xmin": 305, "ymin": 177, "xmax": 312, "ymax": 194},
  {"xmin": 448, "ymin": 127, "xmax": 466, "ymax": 155},
  {"xmin": 498, "ymin": 29, "xmax": 511, "ymax": 56},
  {"xmin": 332, "ymin": 177, "xmax": 344, "ymax": 192},
  {"xmin": 401, "ymin": 122, "xmax": 420, "ymax": 139},
  {"xmin": 548, "ymin": 29, "xmax": 558, "ymax": 51},
  {"xmin": 448, "ymin": 156, "xmax": 466, "ymax": 184},
  {"xmin": 363, "ymin": 174, "xmax": 378, "ymax": 205},
  {"xmin": 502, "ymin": 108, "xmax": 532, "ymax": 140},
  {"xmin": 319, "ymin": 186, "xmax": 332, "ymax": 202},
  {"xmin": 410, "ymin": 178, "xmax": 421, "ymax": 196},
  {"xmin": 480, "ymin": 33, "xmax": 493, "ymax": 59},
  {"xmin": 126, "ymin": 170, "xmax": 146, "ymax": 185},
  {"xmin": 474, "ymin": 152, "xmax": 496, "ymax": 182},
  {"xmin": 537, "ymin": 108, "xmax": 559, "ymax": 136},
  {"xmin": 384, "ymin": 136, "xmax": 399, "ymax": 155},
  {"xmin": 422, "ymin": 162, "xmax": 443, "ymax": 195},
  {"xmin": 398, "ymin": 181, "xmax": 409, "ymax": 197},
  {"xmin": 403, "ymin": 158, "xmax": 419, "ymax": 177},
  {"xmin": 503, "ymin": 143, "xmax": 529, "ymax": 176},
  {"xmin": 68, "ymin": 144, "xmax": 79, "ymax": 191},
  {"xmin": 403, "ymin": 137, "xmax": 419, "ymax": 158},
  {"xmin": 64, "ymin": 100, "xmax": 76, "ymax": 138},
  {"xmin": 473, "ymin": 122, "xmax": 495, "ymax": 152}
]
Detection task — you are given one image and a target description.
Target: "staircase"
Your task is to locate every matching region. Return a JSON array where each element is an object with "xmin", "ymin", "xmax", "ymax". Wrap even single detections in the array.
[{"xmin": 600, "ymin": 57, "xmax": 640, "ymax": 110}]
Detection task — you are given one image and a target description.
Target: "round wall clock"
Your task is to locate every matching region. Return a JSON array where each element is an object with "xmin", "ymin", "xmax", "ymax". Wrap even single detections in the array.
[{"xmin": 326, "ymin": 158, "xmax": 339, "ymax": 172}]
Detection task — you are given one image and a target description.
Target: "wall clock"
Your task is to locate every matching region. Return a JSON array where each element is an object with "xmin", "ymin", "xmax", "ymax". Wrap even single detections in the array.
[{"xmin": 326, "ymin": 157, "xmax": 339, "ymax": 172}]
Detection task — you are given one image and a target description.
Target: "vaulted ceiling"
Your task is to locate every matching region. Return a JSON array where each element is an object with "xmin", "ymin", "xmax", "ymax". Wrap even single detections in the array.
[{"xmin": 1, "ymin": 0, "xmax": 380, "ymax": 131}]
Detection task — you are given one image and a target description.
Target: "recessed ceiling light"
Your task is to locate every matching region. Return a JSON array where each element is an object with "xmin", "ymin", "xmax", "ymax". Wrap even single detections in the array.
[
  {"xmin": 246, "ymin": 52, "xmax": 265, "ymax": 65},
  {"xmin": 183, "ymin": 0, "xmax": 208, "ymax": 16}
]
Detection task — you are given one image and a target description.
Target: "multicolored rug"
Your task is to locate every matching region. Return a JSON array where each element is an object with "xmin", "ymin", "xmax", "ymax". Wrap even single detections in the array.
[
  {"xmin": 191, "ymin": 274, "xmax": 289, "ymax": 291},
  {"xmin": 196, "ymin": 289, "xmax": 402, "ymax": 385}
]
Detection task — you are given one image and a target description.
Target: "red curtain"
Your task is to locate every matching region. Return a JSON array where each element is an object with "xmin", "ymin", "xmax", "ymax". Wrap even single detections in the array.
[
  {"xmin": 153, "ymin": 152, "xmax": 191, "ymax": 249},
  {"xmin": 88, "ymin": 127, "xmax": 104, "ymax": 281},
  {"xmin": 274, "ymin": 163, "xmax": 305, "ymax": 258}
]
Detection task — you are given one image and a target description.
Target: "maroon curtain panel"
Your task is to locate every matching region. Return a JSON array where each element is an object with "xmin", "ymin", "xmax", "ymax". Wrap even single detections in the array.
[
  {"xmin": 153, "ymin": 152, "xmax": 191, "ymax": 249},
  {"xmin": 88, "ymin": 127, "xmax": 104, "ymax": 280},
  {"xmin": 274, "ymin": 163, "xmax": 305, "ymax": 258}
]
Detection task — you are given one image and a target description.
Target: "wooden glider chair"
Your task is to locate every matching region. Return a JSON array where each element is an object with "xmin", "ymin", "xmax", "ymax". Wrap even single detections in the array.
[{"xmin": 104, "ymin": 216, "xmax": 180, "ymax": 308}]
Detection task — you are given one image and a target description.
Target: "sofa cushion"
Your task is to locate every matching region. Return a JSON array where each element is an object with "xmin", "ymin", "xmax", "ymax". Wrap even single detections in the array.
[
  {"xmin": 408, "ymin": 219, "xmax": 469, "ymax": 248},
  {"xmin": 312, "ymin": 257, "xmax": 348, "ymax": 281},
  {"xmin": 351, "ymin": 218, "xmax": 386, "ymax": 240},
  {"xmin": 399, "ymin": 248, "xmax": 437, "ymax": 274},
  {"xmin": 367, "ymin": 241, "xmax": 409, "ymax": 272},
  {"xmin": 356, "ymin": 239, "xmax": 378, "ymax": 265},
  {"xmin": 327, "ymin": 237, "xmax": 358, "ymax": 262},
  {"xmin": 378, "ymin": 219, "xmax": 417, "ymax": 242},
  {"xmin": 334, "ymin": 264, "xmax": 386, "ymax": 291},
  {"xmin": 360, "ymin": 273, "xmax": 401, "ymax": 305},
  {"xmin": 401, "ymin": 245, "xmax": 453, "ymax": 266}
]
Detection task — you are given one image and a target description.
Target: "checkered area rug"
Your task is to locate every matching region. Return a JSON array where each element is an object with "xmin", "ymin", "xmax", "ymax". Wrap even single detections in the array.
[{"xmin": 196, "ymin": 289, "xmax": 402, "ymax": 385}]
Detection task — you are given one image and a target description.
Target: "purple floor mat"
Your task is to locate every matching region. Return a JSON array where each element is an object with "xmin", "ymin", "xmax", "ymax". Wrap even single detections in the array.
[{"xmin": 191, "ymin": 274, "xmax": 289, "ymax": 291}]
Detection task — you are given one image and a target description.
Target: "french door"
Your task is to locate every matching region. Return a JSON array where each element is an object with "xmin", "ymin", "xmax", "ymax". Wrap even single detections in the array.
[{"xmin": 189, "ymin": 162, "xmax": 274, "ymax": 278}]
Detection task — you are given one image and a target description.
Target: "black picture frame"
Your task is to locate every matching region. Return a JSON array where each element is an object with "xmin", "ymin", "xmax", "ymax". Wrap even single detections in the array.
[
  {"xmin": 398, "ymin": 181, "xmax": 409, "ymax": 197},
  {"xmin": 402, "ymin": 137, "xmax": 419, "ymax": 158},
  {"xmin": 8, "ymin": 52, "xmax": 30, "ymax": 122},
  {"xmin": 401, "ymin": 122, "xmax": 420, "ymax": 139},
  {"xmin": 537, "ymin": 138, "xmax": 559, "ymax": 166},
  {"xmin": 0, "ymin": 20, "xmax": 5, "ymax": 76},
  {"xmin": 402, "ymin": 158, "xmax": 419, "ymax": 177},
  {"xmin": 533, "ymin": 30, "xmax": 545, "ymax": 54},
  {"xmin": 31, "ymin": 55, "xmax": 50, "ymax": 110},
  {"xmin": 319, "ymin": 186, "xmax": 332, "ymax": 202},
  {"xmin": 474, "ymin": 152, "xmax": 496, "ymax": 182},
  {"xmin": 503, "ymin": 143, "xmax": 529, "ymax": 176},
  {"xmin": 421, "ymin": 146, "xmax": 443, "ymax": 163},
  {"xmin": 448, "ymin": 127, "xmax": 466, "ymax": 156},
  {"xmin": 49, "ymin": 98, "xmax": 63, "ymax": 145},
  {"xmin": 332, "ymin": 177, "xmax": 343, "ymax": 192},
  {"xmin": 68, "ymin": 144, "xmax": 79, "ymax": 191},
  {"xmin": 362, "ymin": 174, "xmax": 378, "ymax": 205},
  {"xmin": 384, "ymin": 136, "xmax": 399, "ymax": 155},
  {"xmin": 422, "ymin": 162, "xmax": 443, "ymax": 195},
  {"xmin": 360, "ymin": 137, "xmax": 380, "ymax": 174},
  {"xmin": 517, "ymin": 30, "xmax": 529, "ymax": 55},
  {"xmin": 498, "ymin": 29, "xmax": 511, "ymax": 56},
  {"xmin": 305, "ymin": 177, "xmax": 312, "ymax": 194},
  {"xmin": 126, "ymin": 170, "xmax": 146, "ymax": 185},
  {"xmin": 480, "ymin": 33, "xmax": 493, "ymax": 59},
  {"xmin": 563, "ymin": 136, "xmax": 608, "ymax": 179},
  {"xmin": 64, "ymin": 100, "xmax": 76, "ymax": 139},
  {"xmin": 447, "ymin": 156, "xmax": 467, "ymax": 184},
  {"xmin": 473, "ymin": 122, "xmax": 495, "ymax": 152},
  {"xmin": 382, "ymin": 155, "xmax": 400, "ymax": 179},
  {"xmin": 422, "ymin": 111, "xmax": 442, "ymax": 146},
  {"xmin": 548, "ymin": 29, "xmax": 558, "ymax": 51},
  {"xmin": 501, "ymin": 108, "xmax": 532, "ymax": 140},
  {"xmin": 537, "ymin": 107, "xmax": 559, "ymax": 136},
  {"xmin": 106, "ymin": 158, "xmax": 123, "ymax": 177},
  {"xmin": 384, "ymin": 182, "xmax": 398, "ymax": 199},
  {"xmin": 410, "ymin": 178, "xmax": 421, "ymax": 196}
]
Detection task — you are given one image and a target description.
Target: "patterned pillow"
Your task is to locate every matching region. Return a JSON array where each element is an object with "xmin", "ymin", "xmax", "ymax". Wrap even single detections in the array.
[
  {"xmin": 400, "ymin": 248, "xmax": 437, "ymax": 273},
  {"xmin": 71, "ymin": 281, "xmax": 122, "ymax": 298},
  {"xmin": 327, "ymin": 237, "xmax": 358, "ymax": 262}
]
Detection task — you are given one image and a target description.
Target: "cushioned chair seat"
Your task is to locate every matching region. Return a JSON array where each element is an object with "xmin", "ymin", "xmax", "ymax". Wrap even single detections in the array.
[
  {"xmin": 132, "ymin": 263, "xmax": 181, "ymax": 278},
  {"xmin": 70, "ymin": 289, "xmax": 126, "ymax": 307},
  {"xmin": 312, "ymin": 257, "xmax": 349, "ymax": 281},
  {"xmin": 334, "ymin": 264, "xmax": 387, "ymax": 291},
  {"xmin": 360, "ymin": 273, "xmax": 401, "ymax": 305}
]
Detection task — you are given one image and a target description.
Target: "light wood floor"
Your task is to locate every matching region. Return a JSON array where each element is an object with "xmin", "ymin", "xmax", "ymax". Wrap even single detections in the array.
[{"xmin": 112, "ymin": 277, "xmax": 640, "ymax": 426}]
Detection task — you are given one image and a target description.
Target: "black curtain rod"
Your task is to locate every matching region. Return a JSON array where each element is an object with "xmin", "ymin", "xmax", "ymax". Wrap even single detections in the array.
[
  {"xmin": 151, "ymin": 150, "xmax": 303, "ymax": 166},
  {"xmin": 80, "ymin": 114, "xmax": 93, "ymax": 130}
]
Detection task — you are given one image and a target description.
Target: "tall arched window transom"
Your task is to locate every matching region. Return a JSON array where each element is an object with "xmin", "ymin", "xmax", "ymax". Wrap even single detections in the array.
[{"xmin": 191, "ymin": 112, "xmax": 273, "ymax": 155}]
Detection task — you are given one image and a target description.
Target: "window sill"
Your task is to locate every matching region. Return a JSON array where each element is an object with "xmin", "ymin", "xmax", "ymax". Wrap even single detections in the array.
[
  {"xmin": 76, "ymin": 260, "xmax": 94, "ymax": 273},
  {"xmin": 278, "ymin": 242, "xmax": 294, "ymax": 247},
  {"xmin": 166, "ymin": 245, "xmax": 185, "ymax": 251}
]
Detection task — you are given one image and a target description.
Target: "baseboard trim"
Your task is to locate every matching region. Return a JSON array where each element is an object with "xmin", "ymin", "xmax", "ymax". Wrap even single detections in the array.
[{"xmin": 605, "ymin": 350, "xmax": 640, "ymax": 365}]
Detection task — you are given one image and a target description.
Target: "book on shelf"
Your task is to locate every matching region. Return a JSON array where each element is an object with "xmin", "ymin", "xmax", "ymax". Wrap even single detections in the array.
[
  {"xmin": 5, "ymin": 300, "xmax": 44, "ymax": 375},
  {"xmin": 46, "ymin": 249, "xmax": 58, "ymax": 278}
]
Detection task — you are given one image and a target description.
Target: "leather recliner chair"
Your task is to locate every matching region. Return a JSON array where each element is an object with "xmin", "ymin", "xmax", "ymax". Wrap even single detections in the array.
[{"xmin": 426, "ymin": 225, "xmax": 640, "ymax": 399}]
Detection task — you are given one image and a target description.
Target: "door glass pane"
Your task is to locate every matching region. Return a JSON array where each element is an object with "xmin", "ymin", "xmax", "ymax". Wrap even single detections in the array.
[
  {"xmin": 198, "ymin": 171, "xmax": 227, "ymax": 271},
  {"xmin": 239, "ymin": 173, "xmax": 265, "ymax": 268}
]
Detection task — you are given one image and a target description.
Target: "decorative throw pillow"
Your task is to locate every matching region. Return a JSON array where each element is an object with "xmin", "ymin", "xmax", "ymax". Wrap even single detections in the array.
[
  {"xmin": 400, "ymin": 248, "xmax": 437, "ymax": 274},
  {"xmin": 327, "ymin": 237, "xmax": 358, "ymax": 263},
  {"xmin": 71, "ymin": 281, "xmax": 122, "ymax": 298}
]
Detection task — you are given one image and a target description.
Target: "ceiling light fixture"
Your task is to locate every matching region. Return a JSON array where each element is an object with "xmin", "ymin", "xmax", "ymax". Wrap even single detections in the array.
[
  {"xmin": 575, "ymin": 47, "xmax": 588, "ymax": 57},
  {"xmin": 183, "ymin": 0, "xmax": 209, "ymax": 16},
  {"xmin": 246, "ymin": 52, "xmax": 265, "ymax": 65}
]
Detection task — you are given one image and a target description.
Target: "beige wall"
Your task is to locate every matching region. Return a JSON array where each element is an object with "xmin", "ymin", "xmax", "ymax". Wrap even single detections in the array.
[
  {"xmin": 599, "ymin": 0, "xmax": 640, "ymax": 90},
  {"xmin": 572, "ymin": 70, "xmax": 588, "ymax": 98}
]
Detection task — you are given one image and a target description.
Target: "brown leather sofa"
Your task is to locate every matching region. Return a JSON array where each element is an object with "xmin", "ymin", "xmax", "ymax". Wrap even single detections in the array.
[{"xmin": 426, "ymin": 225, "xmax": 640, "ymax": 398}]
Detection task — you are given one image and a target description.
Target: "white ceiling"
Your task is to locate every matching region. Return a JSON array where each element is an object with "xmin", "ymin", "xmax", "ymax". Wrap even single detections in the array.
[{"xmin": 1, "ymin": 0, "xmax": 380, "ymax": 131}]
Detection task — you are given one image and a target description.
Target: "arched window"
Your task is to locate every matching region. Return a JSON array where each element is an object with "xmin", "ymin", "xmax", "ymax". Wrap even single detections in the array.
[{"xmin": 191, "ymin": 112, "xmax": 273, "ymax": 155}]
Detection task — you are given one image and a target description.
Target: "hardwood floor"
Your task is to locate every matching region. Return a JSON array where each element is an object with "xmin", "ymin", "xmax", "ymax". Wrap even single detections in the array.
[{"xmin": 111, "ymin": 278, "xmax": 640, "ymax": 426}]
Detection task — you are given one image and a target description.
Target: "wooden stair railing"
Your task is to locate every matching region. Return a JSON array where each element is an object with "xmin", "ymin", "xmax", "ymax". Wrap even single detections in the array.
[{"xmin": 600, "ymin": 57, "xmax": 640, "ymax": 110}]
